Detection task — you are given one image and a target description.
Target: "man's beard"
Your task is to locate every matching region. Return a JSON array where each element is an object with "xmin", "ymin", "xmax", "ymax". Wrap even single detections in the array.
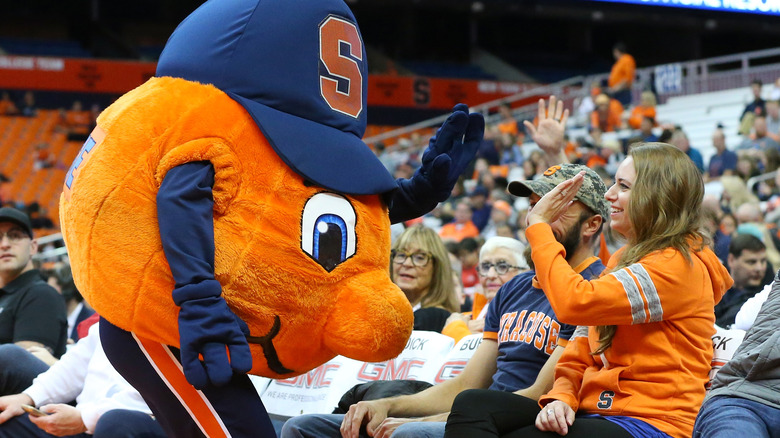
[
  {"xmin": 522, "ymin": 213, "xmax": 589, "ymax": 268},
  {"xmin": 560, "ymin": 214, "xmax": 590, "ymax": 262}
]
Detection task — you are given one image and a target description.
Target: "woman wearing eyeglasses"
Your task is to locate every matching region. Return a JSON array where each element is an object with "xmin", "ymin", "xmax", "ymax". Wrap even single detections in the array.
[
  {"xmin": 442, "ymin": 237, "xmax": 528, "ymax": 342},
  {"xmin": 391, "ymin": 225, "xmax": 460, "ymax": 333}
]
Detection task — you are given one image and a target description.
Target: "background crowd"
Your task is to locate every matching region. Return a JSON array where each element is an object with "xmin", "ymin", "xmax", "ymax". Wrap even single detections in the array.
[{"xmin": 1, "ymin": 23, "xmax": 780, "ymax": 437}]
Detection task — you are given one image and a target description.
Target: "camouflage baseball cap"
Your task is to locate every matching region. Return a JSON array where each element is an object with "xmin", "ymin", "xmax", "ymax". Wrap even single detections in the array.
[{"xmin": 507, "ymin": 164, "xmax": 610, "ymax": 219}]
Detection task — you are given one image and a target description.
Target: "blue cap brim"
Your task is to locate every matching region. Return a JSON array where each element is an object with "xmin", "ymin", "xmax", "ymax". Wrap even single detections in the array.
[{"xmin": 228, "ymin": 92, "xmax": 398, "ymax": 196}]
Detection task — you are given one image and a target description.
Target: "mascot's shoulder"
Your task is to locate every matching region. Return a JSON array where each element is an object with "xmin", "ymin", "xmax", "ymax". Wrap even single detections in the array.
[{"xmin": 98, "ymin": 76, "xmax": 245, "ymax": 137}]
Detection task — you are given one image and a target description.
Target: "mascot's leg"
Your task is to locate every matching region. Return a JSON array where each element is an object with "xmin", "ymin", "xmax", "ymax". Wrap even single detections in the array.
[{"xmin": 100, "ymin": 318, "xmax": 276, "ymax": 438}]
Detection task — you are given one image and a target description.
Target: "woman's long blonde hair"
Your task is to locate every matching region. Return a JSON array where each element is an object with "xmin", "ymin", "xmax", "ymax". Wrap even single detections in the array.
[
  {"xmin": 595, "ymin": 143, "xmax": 709, "ymax": 354},
  {"xmin": 391, "ymin": 225, "xmax": 459, "ymax": 312}
]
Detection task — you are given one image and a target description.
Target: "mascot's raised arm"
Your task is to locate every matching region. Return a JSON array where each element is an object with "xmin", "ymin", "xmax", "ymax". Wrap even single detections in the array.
[{"xmin": 59, "ymin": 0, "xmax": 483, "ymax": 436}]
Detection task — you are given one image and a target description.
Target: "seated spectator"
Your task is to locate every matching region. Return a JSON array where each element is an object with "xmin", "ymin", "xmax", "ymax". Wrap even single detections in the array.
[
  {"xmin": 715, "ymin": 233, "xmax": 768, "ymax": 328},
  {"xmin": 32, "ymin": 144, "xmax": 55, "ymax": 171},
  {"xmin": 456, "ymin": 237, "xmax": 480, "ymax": 297},
  {"xmin": 590, "ymin": 93, "xmax": 624, "ymax": 133},
  {"xmin": 703, "ymin": 204, "xmax": 730, "ymax": 264},
  {"xmin": 19, "ymin": 92, "xmax": 36, "ymax": 118},
  {"xmin": 0, "ymin": 324, "xmax": 166, "ymax": 438},
  {"xmin": 671, "ymin": 128, "xmax": 705, "ymax": 173},
  {"xmin": 733, "ymin": 202, "xmax": 780, "ymax": 272},
  {"xmin": 481, "ymin": 199, "xmax": 512, "ymax": 240},
  {"xmin": 627, "ymin": 91, "xmax": 657, "ymax": 130},
  {"xmin": 52, "ymin": 109, "xmax": 69, "ymax": 134},
  {"xmin": 0, "ymin": 208, "xmax": 67, "ymax": 396},
  {"xmin": 65, "ymin": 101, "xmax": 91, "ymax": 141},
  {"xmin": 43, "ymin": 263, "xmax": 94, "ymax": 344},
  {"xmin": 740, "ymin": 79, "xmax": 766, "ymax": 125},
  {"xmin": 721, "ymin": 212, "xmax": 738, "ymax": 236},
  {"xmin": 392, "ymin": 225, "xmax": 459, "ymax": 333},
  {"xmin": 735, "ymin": 153, "xmax": 762, "ymax": 181},
  {"xmin": 572, "ymin": 84, "xmax": 599, "ymax": 128},
  {"xmin": 739, "ymin": 115, "xmax": 780, "ymax": 152},
  {"xmin": 477, "ymin": 125, "xmax": 501, "ymax": 166},
  {"xmin": 599, "ymin": 139, "xmax": 623, "ymax": 171},
  {"xmin": 692, "ymin": 275, "xmax": 780, "ymax": 438},
  {"xmin": 0, "ymin": 92, "xmax": 18, "ymax": 116},
  {"xmin": 765, "ymin": 100, "xmax": 780, "ymax": 143},
  {"xmin": 708, "ymin": 126, "xmax": 738, "ymax": 180},
  {"xmin": 494, "ymin": 224, "xmax": 515, "ymax": 239},
  {"xmin": 439, "ymin": 201, "xmax": 480, "ymax": 243},
  {"xmin": 468, "ymin": 186, "xmax": 492, "ymax": 232},
  {"xmin": 637, "ymin": 115, "xmax": 658, "ymax": 143},
  {"xmin": 497, "ymin": 133, "xmax": 524, "ymax": 168},
  {"xmin": 496, "ymin": 103, "xmax": 519, "ymax": 136},
  {"xmin": 443, "ymin": 236, "xmax": 527, "ymax": 342}
]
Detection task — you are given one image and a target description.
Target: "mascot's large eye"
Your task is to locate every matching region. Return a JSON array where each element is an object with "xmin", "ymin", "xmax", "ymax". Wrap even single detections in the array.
[{"xmin": 301, "ymin": 193, "xmax": 356, "ymax": 272}]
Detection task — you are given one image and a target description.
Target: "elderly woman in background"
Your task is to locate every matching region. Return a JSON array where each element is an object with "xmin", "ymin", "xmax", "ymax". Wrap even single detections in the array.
[
  {"xmin": 391, "ymin": 225, "xmax": 460, "ymax": 333},
  {"xmin": 442, "ymin": 236, "xmax": 528, "ymax": 342}
]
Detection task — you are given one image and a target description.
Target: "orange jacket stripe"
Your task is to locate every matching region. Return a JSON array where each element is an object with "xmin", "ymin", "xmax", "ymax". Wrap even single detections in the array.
[{"xmin": 132, "ymin": 334, "xmax": 231, "ymax": 438}]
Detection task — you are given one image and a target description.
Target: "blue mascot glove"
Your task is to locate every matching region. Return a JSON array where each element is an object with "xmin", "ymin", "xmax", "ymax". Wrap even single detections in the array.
[
  {"xmin": 418, "ymin": 103, "xmax": 485, "ymax": 199},
  {"xmin": 389, "ymin": 104, "xmax": 484, "ymax": 224},
  {"xmin": 174, "ymin": 280, "xmax": 253, "ymax": 389}
]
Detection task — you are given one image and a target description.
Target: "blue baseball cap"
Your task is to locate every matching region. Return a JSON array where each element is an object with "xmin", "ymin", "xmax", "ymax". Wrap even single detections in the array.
[{"xmin": 156, "ymin": 0, "xmax": 397, "ymax": 195}]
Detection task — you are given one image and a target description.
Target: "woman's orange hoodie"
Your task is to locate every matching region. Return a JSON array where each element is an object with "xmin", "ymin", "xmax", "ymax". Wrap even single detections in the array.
[{"xmin": 527, "ymin": 223, "xmax": 731, "ymax": 438}]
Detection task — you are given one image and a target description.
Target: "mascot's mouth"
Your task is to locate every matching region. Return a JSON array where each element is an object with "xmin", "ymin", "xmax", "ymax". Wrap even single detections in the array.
[{"xmin": 245, "ymin": 315, "xmax": 294, "ymax": 375}]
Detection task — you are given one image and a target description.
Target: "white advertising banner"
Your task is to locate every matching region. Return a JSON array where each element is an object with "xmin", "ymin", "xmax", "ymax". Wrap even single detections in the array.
[{"xmin": 261, "ymin": 331, "xmax": 455, "ymax": 417}]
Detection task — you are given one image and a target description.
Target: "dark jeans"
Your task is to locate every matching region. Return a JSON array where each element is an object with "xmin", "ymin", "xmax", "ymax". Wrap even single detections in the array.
[
  {"xmin": 444, "ymin": 389, "xmax": 633, "ymax": 438},
  {"xmin": 0, "ymin": 344, "xmax": 49, "ymax": 396},
  {"xmin": 0, "ymin": 409, "xmax": 165, "ymax": 438},
  {"xmin": 693, "ymin": 395, "xmax": 780, "ymax": 438}
]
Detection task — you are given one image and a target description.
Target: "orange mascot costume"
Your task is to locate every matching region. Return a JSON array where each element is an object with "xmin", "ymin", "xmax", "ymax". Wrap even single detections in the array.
[{"xmin": 58, "ymin": 0, "xmax": 484, "ymax": 436}]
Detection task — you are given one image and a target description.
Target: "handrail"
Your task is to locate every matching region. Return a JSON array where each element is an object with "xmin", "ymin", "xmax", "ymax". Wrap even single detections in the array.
[
  {"xmin": 363, "ymin": 76, "xmax": 587, "ymax": 145},
  {"xmin": 37, "ymin": 232, "xmax": 63, "ymax": 246},
  {"xmin": 32, "ymin": 246, "xmax": 68, "ymax": 261},
  {"xmin": 746, "ymin": 170, "xmax": 778, "ymax": 193}
]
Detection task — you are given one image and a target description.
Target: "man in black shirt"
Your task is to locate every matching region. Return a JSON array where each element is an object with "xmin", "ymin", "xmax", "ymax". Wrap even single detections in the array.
[{"xmin": 0, "ymin": 207, "xmax": 67, "ymax": 395}]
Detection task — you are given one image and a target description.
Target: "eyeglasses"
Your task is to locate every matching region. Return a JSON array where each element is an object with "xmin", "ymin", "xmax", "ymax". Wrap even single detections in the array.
[
  {"xmin": 478, "ymin": 261, "xmax": 521, "ymax": 276},
  {"xmin": 0, "ymin": 228, "xmax": 30, "ymax": 243},
  {"xmin": 392, "ymin": 250, "xmax": 432, "ymax": 268}
]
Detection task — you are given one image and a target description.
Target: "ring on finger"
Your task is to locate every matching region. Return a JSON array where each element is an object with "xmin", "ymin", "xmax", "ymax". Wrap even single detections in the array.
[{"xmin": 547, "ymin": 409, "xmax": 555, "ymax": 416}]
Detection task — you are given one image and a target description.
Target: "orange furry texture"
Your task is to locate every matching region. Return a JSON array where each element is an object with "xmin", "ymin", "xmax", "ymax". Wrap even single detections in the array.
[{"xmin": 59, "ymin": 76, "xmax": 413, "ymax": 378}]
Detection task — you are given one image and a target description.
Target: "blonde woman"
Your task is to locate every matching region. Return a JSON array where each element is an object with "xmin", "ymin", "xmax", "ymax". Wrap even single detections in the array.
[{"xmin": 391, "ymin": 225, "xmax": 459, "ymax": 332}]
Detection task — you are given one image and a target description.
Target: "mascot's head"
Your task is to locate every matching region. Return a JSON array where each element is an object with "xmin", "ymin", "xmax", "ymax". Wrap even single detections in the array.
[
  {"xmin": 156, "ymin": 0, "xmax": 395, "ymax": 196},
  {"xmin": 148, "ymin": 0, "xmax": 413, "ymax": 376}
]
